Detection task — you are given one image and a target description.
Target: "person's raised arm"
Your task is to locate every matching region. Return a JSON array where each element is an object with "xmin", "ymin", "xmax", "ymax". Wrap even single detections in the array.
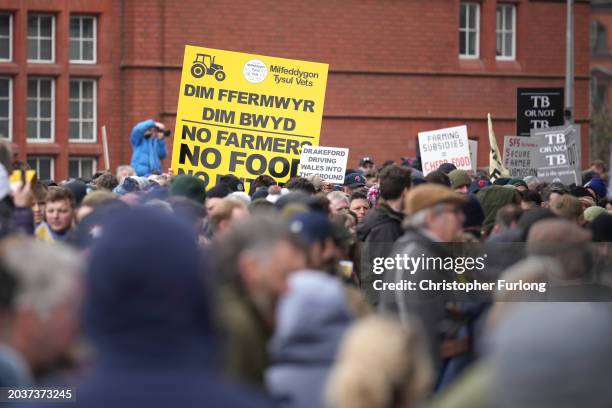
[{"xmin": 130, "ymin": 119, "xmax": 156, "ymax": 147}]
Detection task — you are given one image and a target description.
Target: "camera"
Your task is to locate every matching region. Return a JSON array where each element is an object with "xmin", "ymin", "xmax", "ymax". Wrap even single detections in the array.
[{"xmin": 156, "ymin": 127, "xmax": 172, "ymax": 137}]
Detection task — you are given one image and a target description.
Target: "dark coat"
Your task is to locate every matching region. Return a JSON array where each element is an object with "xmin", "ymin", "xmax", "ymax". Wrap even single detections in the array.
[
  {"xmin": 357, "ymin": 203, "xmax": 404, "ymax": 306},
  {"xmin": 57, "ymin": 208, "xmax": 274, "ymax": 408}
]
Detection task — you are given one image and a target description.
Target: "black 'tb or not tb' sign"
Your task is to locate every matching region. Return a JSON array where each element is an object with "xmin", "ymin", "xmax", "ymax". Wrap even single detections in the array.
[{"xmin": 516, "ymin": 88, "xmax": 564, "ymax": 137}]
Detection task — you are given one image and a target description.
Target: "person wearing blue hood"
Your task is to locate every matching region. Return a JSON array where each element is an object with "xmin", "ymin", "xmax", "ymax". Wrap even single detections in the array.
[
  {"xmin": 129, "ymin": 119, "xmax": 169, "ymax": 176},
  {"xmin": 72, "ymin": 208, "xmax": 273, "ymax": 408},
  {"xmin": 266, "ymin": 272, "xmax": 353, "ymax": 408}
]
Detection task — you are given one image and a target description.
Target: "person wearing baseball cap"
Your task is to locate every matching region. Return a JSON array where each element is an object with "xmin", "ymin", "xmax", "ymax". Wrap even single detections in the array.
[
  {"xmin": 343, "ymin": 173, "xmax": 367, "ymax": 195},
  {"xmin": 379, "ymin": 184, "xmax": 467, "ymax": 373},
  {"xmin": 358, "ymin": 157, "xmax": 375, "ymax": 173}
]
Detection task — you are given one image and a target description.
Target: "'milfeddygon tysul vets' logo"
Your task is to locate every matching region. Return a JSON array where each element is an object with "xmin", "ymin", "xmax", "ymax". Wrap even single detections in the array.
[
  {"xmin": 190, "ymin": 53, "xmax": 226, "ymax": 81},
  {"xmin": 243, "ymin": 59, "xmax": 268, "ymax": 84}
]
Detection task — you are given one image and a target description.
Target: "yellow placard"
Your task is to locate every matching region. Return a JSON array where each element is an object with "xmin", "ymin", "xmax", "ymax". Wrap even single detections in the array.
[{"xmin": 171, "ymin": 45, "xmax": 329, "ymax": 191}]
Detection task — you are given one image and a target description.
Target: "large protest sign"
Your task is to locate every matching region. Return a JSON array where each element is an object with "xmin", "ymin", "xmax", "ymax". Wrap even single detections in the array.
[
  {"xmin": 468, "ymin": 139, "xmax": 478, "ymax": 172},
  {"xmin": 503, "ymin": 136, "xmax": 538, "ymax": 178},
  {"xmin": 298, "ymin": 146, "xmax": 348, "ymax": 183},
  {"xmin": 171, "ymin": 45, "xmax": 329, "ymax": 190},
  {"xmin": 516, "ymin": 88, "xmax": 564, "ymax": 136},
  {"xmin": 418, "ymin": 125, "xmax": 471, "ymax": 175},
  {"xmin": 531, "ymin": 125, "xmax": 581, "ymax": 185}
]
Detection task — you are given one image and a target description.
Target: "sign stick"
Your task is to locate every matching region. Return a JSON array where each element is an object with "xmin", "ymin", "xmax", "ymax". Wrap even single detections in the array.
[{"xmin": 102, "ymin": 125, "xmax": 110, "ymax": 171}]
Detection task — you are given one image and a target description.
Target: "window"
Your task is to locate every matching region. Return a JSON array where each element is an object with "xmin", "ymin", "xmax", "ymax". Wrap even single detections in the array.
[
  {"xmin": 0, "ymin": 13, "xmax": 12, "ymax": 61},
  {"xmin": 27, "ymin": 78, "xmax": 54, "ymax": 141},
  {"xmin": 70, "ymin": 16, "xmax": 96, "ymax": 63},
  {"xmin": 69, "ymin": 79, "xmax": 96, "ymax": 141},
  {"xmin": 68, "ymin": 157, "xmax": 96, "ymax": 179},
  {"xmin": 591, "ymin": 76, "xmax": 608, "ymax": 111},
  {"xmin": 0, "ymin": 77, "xmax": 10, "ymax": 139},
  {"xmin": 27, "ymin": 156, "xmax": 54, "ymax": 181},
  {"xmin": 27, "ymin": 14, "xmax": 54, "ymax": 62},
  {"xmin": 591, "ymin": 21, "xmax": 608, "ymax": 55},
  {"xmin": 496, "ymin": 5, "xmax": 516, "ymax": 60},
  {"xmin": 459, "ymin": 2, "xmax": 479, "ymax": 58}
]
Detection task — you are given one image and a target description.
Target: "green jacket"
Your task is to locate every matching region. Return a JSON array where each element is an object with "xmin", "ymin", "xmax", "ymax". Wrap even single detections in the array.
[{"xmin": 219, "ymin": 286, "xmax": 272, "ymax": 388}]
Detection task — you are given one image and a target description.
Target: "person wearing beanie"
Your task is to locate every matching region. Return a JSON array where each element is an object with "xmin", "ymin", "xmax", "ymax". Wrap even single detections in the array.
[
  {"xmin": 589, "ymin": 213, "xmax": 612, "ymax": 242},
  {"xmin": 437, "ymin": 163, "xmax": 457, "ymax": 174},
  {"xmin": 461, "ymin": 194, "xmax": 485, "ymax": 239},
  {"xmin": 79, "ymin": 208, "xmax": 274, "ymax": 407},
  {"xmin": 583, "ymin": 206, "xmax": 607, "ymax": 224},
  {"xmin": 251, "ymin": 187, "xmax": 269, "ymax": 202},
  {"xmin": 448, "ymin": 169, "xmax": 472, "ymax": 193},
  {"xmin": 64, "ymin": 180, "xmax": 88, "ymax": 207},
  {"xmin": 492, "ymin": 177, "xmax": 511, "ymax": 186},
  {"xmin": 476, "ymin": 186, "xmax": 521, "ymax": 236},
  {"xmin": 170, "ymin": 175, "xmax": 206, "ymax": 205},
  {"xmin": 508, "ymin": 178, "xmax": 528, "ymax": 192},
  {"xmin": 266, "ymin": 271, "xmax": 353, "ymax": 408}
]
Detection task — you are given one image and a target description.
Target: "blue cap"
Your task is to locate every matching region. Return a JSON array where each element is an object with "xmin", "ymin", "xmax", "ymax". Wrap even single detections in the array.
[
  {"xmin": 585, "ymin": 178, "xmax": 607, "ymax": 199},
  {"xmin": 344, "ymin": 173, "xmax": 366, "ymax": 188},
  {"xmin": 289, "ymin": 212, "xmax": 333, "ymax": 244}
]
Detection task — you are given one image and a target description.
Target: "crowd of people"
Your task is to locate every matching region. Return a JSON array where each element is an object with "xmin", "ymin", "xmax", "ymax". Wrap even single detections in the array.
[{"xmin": 0, "ymin": 119, "xmax": 612, "ymax": 407}]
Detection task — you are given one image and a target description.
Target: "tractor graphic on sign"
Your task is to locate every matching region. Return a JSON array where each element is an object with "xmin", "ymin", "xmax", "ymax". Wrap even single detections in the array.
[{"xmin": 191, "ymin": 54, "xmax": 226, "ymax": 81}]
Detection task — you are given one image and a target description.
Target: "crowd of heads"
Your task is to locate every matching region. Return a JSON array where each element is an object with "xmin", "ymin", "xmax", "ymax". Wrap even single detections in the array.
[{"xmin": 1, "ymin": 136, "xmax": 612, "ymax": 407}]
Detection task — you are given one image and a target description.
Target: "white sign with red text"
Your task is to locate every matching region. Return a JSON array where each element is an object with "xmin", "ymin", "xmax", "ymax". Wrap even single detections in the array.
[{"xmin": 418, "ymin": 125, "xmax": 472, "ymax": 175}]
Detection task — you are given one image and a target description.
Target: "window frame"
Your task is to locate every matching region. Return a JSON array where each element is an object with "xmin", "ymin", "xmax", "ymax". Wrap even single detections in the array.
[
  {"xmin": 27, "ymin": 156, "xmax": 55, "ymax": 181},
  {"xmin": 0, "ymin": 76, "xmax": 12, "ymax": 141},
  {"xmin": 69, "ymin": 15, "xmax": 97, "ymax": 64},
  {"xmin": 68, "ymin": 156, "xmax": 97, "ymax": 180},
  {"xmin": 27, "ymin": 13, "xmax": 55, "ymax": 63},
  {"xmin": 69, "ymin": 78, "xmax": 97, "ymax": 143},
  {"xmin": 26, "ymin": 77, "xmax": 55, "ymax": 143},
  {"xmin": 496, "ymin": 4, "xmax": 516, "ymax": 61},
  {"xmin": 0, "ymin": 12, "xmax": 12, "ymax": 62},
  {"xmin": 459, "ymin": 2, "xmax": 480, "ymax": 59}
]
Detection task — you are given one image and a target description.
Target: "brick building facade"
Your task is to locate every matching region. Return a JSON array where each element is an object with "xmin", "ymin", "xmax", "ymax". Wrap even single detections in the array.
[
  {"xmin": 0, "ymin": 0, "xmax": 591, "ymax": 181},
  {"xmin": 591, "ymin": 0, "xmax": 612, "ymax": 160}
]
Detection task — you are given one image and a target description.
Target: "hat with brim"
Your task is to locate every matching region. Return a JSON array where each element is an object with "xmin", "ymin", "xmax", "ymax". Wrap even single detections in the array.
[
  {"xmin": 404, "ymin": 184, "xmax": 468, "ymax": 215},
  {"xmin": 344, "ymin": 173, "xmax": 366, "ymax": 188}
]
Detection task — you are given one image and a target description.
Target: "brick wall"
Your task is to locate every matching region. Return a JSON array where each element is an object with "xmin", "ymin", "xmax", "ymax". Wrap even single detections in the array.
[
  {"xmin": 120, "ymin": 0, "xmax": 589, "ymax": 170},
  {"xmin": 0, "ymin": 0, "xmax": 591, "ymax": 179}
]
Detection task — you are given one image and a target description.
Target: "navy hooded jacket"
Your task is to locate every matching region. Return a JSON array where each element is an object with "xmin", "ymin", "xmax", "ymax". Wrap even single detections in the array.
[{"xmin": 62, "ymin": 208, "xmax": 274, "ymax": 408}]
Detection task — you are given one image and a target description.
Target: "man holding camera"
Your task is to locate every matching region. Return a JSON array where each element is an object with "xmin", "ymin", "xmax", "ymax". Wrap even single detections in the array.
[{"xmin": 130, "ymin": 119, "xmax": 171, "ymax": 176}]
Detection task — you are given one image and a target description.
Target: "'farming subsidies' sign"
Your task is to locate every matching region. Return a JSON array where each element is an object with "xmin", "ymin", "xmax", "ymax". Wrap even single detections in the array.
[
  {"xmin": 418, "ymin": 125, "xmax": 472, "ymax": 175},
  {"xmin": 503, "ymin": 136, "xmax": 538, "ymax": 178},
  {"xmin": 516, "ymin": 88, "xmax": 564, "ymax": 137},
  {"xmin": 531, "ymin": 125, "xmax": 581, "ymax": 185},
  {"xmin": 298, "ymin": 146, "xmax": 348, "ymax": 183},
  {"xmin": 171, "ymin": 45, "xmax": 329, "ymax": 190}
]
